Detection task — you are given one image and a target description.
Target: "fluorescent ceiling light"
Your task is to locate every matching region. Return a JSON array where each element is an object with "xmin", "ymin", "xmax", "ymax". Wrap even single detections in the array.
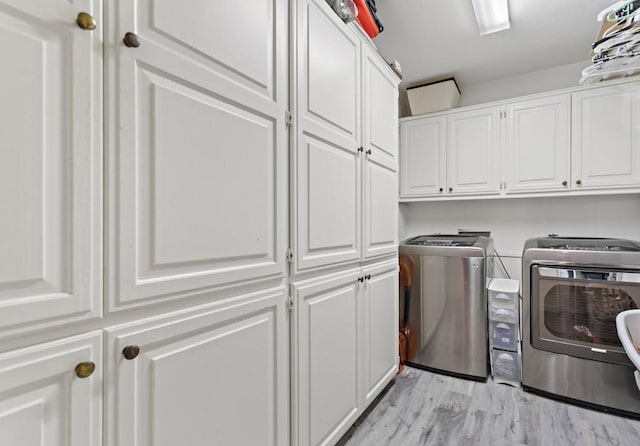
[{"xmin": 472, "ymin": 0, "xmax": 511, "ymax": 35}]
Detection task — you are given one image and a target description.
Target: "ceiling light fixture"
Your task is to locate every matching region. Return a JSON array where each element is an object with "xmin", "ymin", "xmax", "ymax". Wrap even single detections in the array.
[{"xmin": 471, "ymin": 0, "xmax": 511, "ymax": 36}]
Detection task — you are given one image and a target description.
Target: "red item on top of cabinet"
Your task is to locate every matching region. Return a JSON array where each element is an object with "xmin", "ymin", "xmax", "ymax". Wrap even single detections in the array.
[{"xmin": 354, "ymin": 0, "xmax": 379, "ymax": 38}]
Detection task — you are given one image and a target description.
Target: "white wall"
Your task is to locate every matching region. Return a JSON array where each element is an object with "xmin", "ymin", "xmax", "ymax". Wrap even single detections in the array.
[
  {"xmin": 400, "ymin": 60, "xmax": 589, "ymax": 117},
  {"xmin": 402, "ymin": 194, "xmax": 640, "ymax": 281},
  {"xmin": 458, "ymin": 60, "xmax": 588, "ymax": 107}
]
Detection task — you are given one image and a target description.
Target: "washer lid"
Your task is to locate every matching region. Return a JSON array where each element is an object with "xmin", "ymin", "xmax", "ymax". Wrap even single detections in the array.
[
  {"xmin": 405, "ymin": 234, "xmax": 479, "ymax": 247},
  {"xmin": 536, "ymin": 236, "xmax": 640, "ymax": 252}
]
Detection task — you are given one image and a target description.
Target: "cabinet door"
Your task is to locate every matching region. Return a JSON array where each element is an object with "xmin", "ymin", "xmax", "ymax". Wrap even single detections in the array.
[
  {"xmin": 364, "ymin": 46, "xmax": 399, "ymax": 170},
  {"xmin": 0, "ymin": 332, "xmax": 102, "ymax": 446},
  {"xmin": 106, "ymin": 0, "xmax": 289, "ymax": 311},
  {"xmin": 363, "ymin": 158, "xmax": 398, "ymax": 259},
  {"xmin": 294, "ymin": 0, "xmax": 362, "ymax": 272},
  {"xmin": 447, "ymin": 107, "xmax": 501, "ymax": 195},
  {"xmin": 362, "ymin": 260, "xmax": 398, "ymax": 407},
  {"xmin": 105, "ymin": 288, "xmax": 288, "ymax": 446},
  {"xmin": 506, "ymin": 95, "xmax": 571, "ymax": 193},
  {"xmin": 400, "ymin": 116, "xmax": 447, "ymax": 197},
  {"xmin": 572, "ymin": 84, "xmax": 640, "ymax": 189},
  {"xmin": 0, "ymin": 0, "xmax": 101, "ymax": 335},
  {"xmin": 292, "ymin": 270, "xmax": 361, "ymax": 446}
]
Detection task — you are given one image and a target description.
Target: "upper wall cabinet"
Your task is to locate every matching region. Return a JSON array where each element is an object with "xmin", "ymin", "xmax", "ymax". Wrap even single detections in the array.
[
  {"xmin": 572, "ymin": 84, "xmax": 640, "ymax": 189},
  {"xmin": 106, "ymin": 0, "xmax": 289, "ymax": 312},
  {"xmin": 400, "ymin": 116, "xmax": 446, "ymax": 197},
  {"xmin": 505, "ymin": 94, "xmax": 571, "ymax": 193},
  {"xmin": 400, "ymin": 80, "xmax": 640, "ymax": 201},
  {"xmin": 0, "ymin": 0, "xmax": 102, "ymax": 336},
  {"xmin": 446, "ymin": 107, "xmax": 501, "ymax": 195}
]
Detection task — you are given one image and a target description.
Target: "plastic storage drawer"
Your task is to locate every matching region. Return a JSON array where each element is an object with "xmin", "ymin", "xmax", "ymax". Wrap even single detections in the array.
[
  {"xmin": 488, "ymin": 278, "xmax": 519, "ymax": 309},
  {"xmin": 489, "ymin": 306, "xmax": 518, "ymax": 323},
  {"xmin": 491, "ymin": 349, "xmax": 521, "ymax": 387},
  {"xmin": 490, "ymin": 320, "xmax": 518, "ymax": 351}
]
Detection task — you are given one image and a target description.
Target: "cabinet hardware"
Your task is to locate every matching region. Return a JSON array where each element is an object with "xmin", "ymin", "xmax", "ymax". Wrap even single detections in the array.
[
  {"xmin": 357, "ymin": 276, "xmax": 364, "ymax": 283},
  {"xmin": 75, "ymin": 361, "xmax": 96, "ymax": 378},
  {"xmin": 285, "ymin": 111, "xmax": 293, "ymax": 127},
  {"xmin": 562, "ymin": 180, "xmax": 567, "ymax": 186},
  {"xmin": 122, "ymin": 345, "xmax": 140, "ymax": 360},
  {"xmin": 365, "ymin": 274, "xmax": 371, "ymax": 280},
  {"xmin": 123, "ymin": 32, "xmax": 140, "ymax": 48},
  {"xmin": 286, "ymin": 295, "xmax": 294, "ymax": 311},
  {"xmin": 366, "ymin": 149, "xmax": 372, "ymax": 155},
  {"xmin": 439, "ymin": 187, "xmax": 443, "ymax": 193},
  {"xmin": 76, "ymin": 12, "xmax": 96, "ymax": 30},
  {"xmin": 285, "ymin": 248, "xmax": 293, "ymax": 264},
  {"xmin": 576, "ymin": 179, "xmax": 582, "ymax": 185},
  {"xmin": 448, "ymin": 187, "xmax": 453, "ymax": 193},
  {"xmin": 357, "ymin": 147, "xmax": 363, "ymax": 152}
]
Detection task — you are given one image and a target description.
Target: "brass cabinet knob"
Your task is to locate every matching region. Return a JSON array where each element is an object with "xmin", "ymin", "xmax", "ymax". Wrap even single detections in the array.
[
  {"xmin": 123, "ymin": 32, "xmax": 140, "ymax": 48},
  {"xmin": 576, "ymin": 179, "xmax": 582, "ymax": 185},
  {"xmin": 562, "ymin": 180, "xmax": 567, "ymax": 186},
  {"xmin": 448, "ymin": 187, "xmax": 453, "ymax": 193},
  {"xmin": 122, "ymin": 345, "xmax": 140, "ymax": 360},
  {"xmin": 76, "ymin": 12, "xmax": 96, "ymax": 30},
  {"xmin": 75, "ymin": 361, "xmax": 96, "ymax": 378}
]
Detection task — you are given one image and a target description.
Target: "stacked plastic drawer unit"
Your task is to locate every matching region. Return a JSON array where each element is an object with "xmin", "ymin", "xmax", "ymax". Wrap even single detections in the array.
[{"xmin": 488, "ymin": 278, "xmax": 521, "ymax": 387}]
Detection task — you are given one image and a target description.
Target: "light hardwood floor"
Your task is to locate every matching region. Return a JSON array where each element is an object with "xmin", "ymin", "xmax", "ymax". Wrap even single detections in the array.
[{"xmin": 338, "ymin": 366, "xmax": 640, "ymax": 446}]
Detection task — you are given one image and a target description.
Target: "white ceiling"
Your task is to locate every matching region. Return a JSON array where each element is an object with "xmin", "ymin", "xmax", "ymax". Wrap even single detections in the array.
[{"xmin": 372, "ymin": 0, "xmax": 614, "ymax": 88}]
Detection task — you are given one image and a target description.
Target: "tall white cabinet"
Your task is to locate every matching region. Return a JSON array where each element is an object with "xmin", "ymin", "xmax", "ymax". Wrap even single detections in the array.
[
  {"xmin": 0, "ymin": 1, "xmax": 400, "ymax": 445},
  {"xmin": 292, "ymin": 1, "xmax": 400, "ymax": 445}
]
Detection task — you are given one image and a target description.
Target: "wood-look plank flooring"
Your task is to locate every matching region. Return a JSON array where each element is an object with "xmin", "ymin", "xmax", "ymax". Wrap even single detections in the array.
[{"xmin": 338, "ymin": 366, "xmax": 640, "ymax": 446}]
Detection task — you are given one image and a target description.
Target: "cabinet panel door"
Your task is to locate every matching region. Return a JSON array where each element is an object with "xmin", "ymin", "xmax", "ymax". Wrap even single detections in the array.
[
  {"xmin": 0, "ymin": 0, "xmax": 101, "ymax": 335},
  {"xmin": 506, "ymin": 95, "xmax": 571, "ymax": 193},
  {"xmin": 298, "ymin": 0, "xmax": 360, "ymax": 147},
  {"xmin": 295, "ymin": 135, "xmax": 361, "ymax": 271},
  {"xmin": 0, "ymin": 332, "xmax": 102, "ymax": 446},
  {"xmin": 106, "ymin": 288, "xmax": 288, "ymax": 446},
  {"xmin": 363, "ymin": 160, "xmax": 398, "ymax": 259},
  {"xmin": 447, "ymin": 107, "xmax": 501, "ymax": 195},
  {"xmin": 362, "ymin": 261, "xmax": 398, "ymax": 406},
  {"xmin": 292, "ymin": 270, "xmax": 361, "ymax": 446},
  {"xmin": 400, "ymin": 116, "xmax": 446, "ymax": 197},
  {"xmin": 364, "ymin": 46, "xmax": 399, "ymax": 170},
  {"xmin": 572, "ymin": 84, "xmax": 640, "ymax": 189},
  {"xmin": 107, "ymin": 0, "xmax": 288, "ymax": 311}
]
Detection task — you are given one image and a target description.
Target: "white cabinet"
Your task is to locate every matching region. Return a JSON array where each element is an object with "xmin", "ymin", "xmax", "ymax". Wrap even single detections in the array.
[
  {"xmin": 0, "ymin": 0, "xmax": 102, "ymax": 335},
  {"xmin": 0, "ymin": 332, "xmax": 102, "ymax": 446},
  {"xmin": 400, "ymin": 107, "xmax": 501, "ymax": 199},
  {"xmin": 362, "ymin": 45, "xmax": 399, "ymax": 260},
  {"xmin": 505, "ymin": 95, "xmax": 571, "ymax": 193},
  {"xmin": 294, "ymin": 0, "xmax": 399, "ymax": 272},
  {"xmin": 362, "ymin": 261, "xmax": 399, "ymax": 406},
  {"xmin": 292, "ymin": 259, "xmax": 398, "ymax": 446},
  {"xmin": 400, "ymin": 82, "xmax": 640, "ymax": 201},
  {"xmin": 105, "ymin": 288, "xmax": 289, "ymax": 446},
  {"xmin": 400, "ymin": 116, "xmax": 446, "ymax": 197},
  {"xmin": 294, "ymin": 0, "xmax": 362, "ymax": 272},
  {"xmin": 106, "ymin": 0, "xmax": 289, "ymax": 312},
  {"xmin": 446, "ymin": 106, "xmax": 501, "ymax": 196},
  {"xmin": 292, "ymin": 269, "xmax": 361, "ymax": 446},
  {"xmin": 572, "ymin": 84, "xmax": 640, "ymax": 189}
]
